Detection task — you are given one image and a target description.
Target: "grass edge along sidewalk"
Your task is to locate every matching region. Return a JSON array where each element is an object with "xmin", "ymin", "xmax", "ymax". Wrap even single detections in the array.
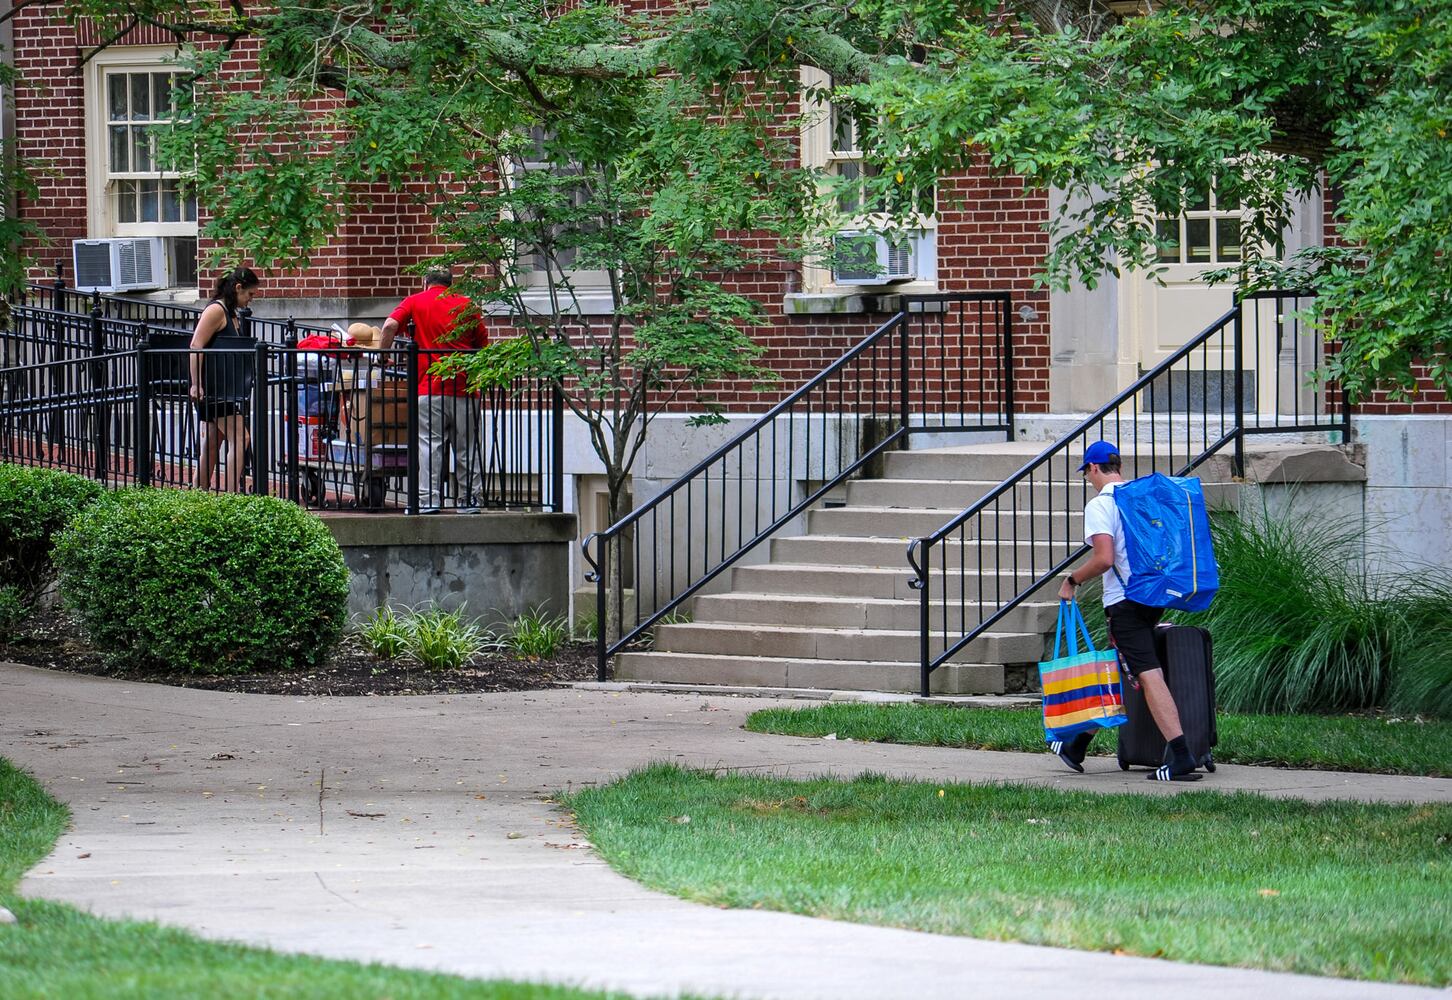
[
  {"xmin": 745, "ymin": 704, "xmax": 1452, "ymax": 778},
  {"xmin": 569, "ymin": 764, "xmax": 1452, "ymax": 987},
  {"xmin": 0, "ymin": 757, "xmax": 684, "ymax": 1000}
]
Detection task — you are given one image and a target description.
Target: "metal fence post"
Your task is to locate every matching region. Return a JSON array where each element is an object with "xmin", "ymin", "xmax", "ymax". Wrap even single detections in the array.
[
  {"xmin": 898, "ymin": 311, "xmax": 911, "ymax": 432},
  {"xmin": 1233, "ymin": 299, "xmax": 1245, "ymax": 478},
  {"xmin": 252, "ymin": 342, "xmax": 270, "ymax": 496},
  {"xmin": 135, "ymin": 336, "xmax": 153, "ymax": 487},
  {"xmin": 1002, "ymin": 297, "xmax": 1016, "ymax": 441},
  {"xmin": 406, "ymin": 340, "xmax": 420, "ymax": 514},
  {"xmin": 284, "ymin": 318, "xmax": 299, "ymax": 503},
  {"xmin": 51, "ymin": 264, "xmax": 64, "ymax": 313},
  {"xmin": 89, "ymin": 292, "xmax": 108, "ymax": 483},
  {"xmin": 238, "ymin": 305, "xmax": 253, "ymax": 340},
  {"xmin": 550, "ymin": 385, "xmax": 565, "ymax": 512}
]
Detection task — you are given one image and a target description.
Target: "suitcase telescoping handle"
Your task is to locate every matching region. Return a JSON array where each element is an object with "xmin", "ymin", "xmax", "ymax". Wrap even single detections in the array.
[{"xmin": 1053, "ymin": 599, "xmax": 1099, "ymax": 660}]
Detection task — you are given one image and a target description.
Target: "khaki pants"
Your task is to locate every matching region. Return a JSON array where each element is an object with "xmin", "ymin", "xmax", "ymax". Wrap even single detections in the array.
[{"xmin": 420, "ymin": 393, "xmax": 484, "ymax": 508}]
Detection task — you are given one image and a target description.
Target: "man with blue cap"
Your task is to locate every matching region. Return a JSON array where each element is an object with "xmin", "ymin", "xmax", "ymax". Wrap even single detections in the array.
[{"xmin": 1055, "ymin": 440, "xmax": 1202, "ymax": 781}]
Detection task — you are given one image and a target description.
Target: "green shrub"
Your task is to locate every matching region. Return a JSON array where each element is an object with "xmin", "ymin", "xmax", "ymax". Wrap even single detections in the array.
[
  {"xmin": 406, "ymin": 604, "xmax": 487, "ymax": 670},
  {"xmin": 54, "ymin": 489, "xmax": 349, "ymax": 674},
  {"xmin": 497, "ymin": 608, "xmax": 570, "ymax": 659},
  {"xmin": 0, "ymin": 584, "xmax": 29, "ymax": 641},
  {"xmin": 357, "ymin": 606, "xmax": 410, "ymax": 659},
  {"xmin": 0, "ymin": 464, "xmax": 105, "ymax": 598}
]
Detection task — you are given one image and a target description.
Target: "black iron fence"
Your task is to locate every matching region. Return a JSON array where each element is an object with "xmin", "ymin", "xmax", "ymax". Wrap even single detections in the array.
[
  {"xmin": 582, "ymin": 291, "xmax": 1014, "ymax": 677},
  {"xmin": 1, "ymin": 299, "xmax": 564, "ymax": 513},
  {"xmin": 905, "ymin": 290, "xmax": 1347, "ymax": 696}
]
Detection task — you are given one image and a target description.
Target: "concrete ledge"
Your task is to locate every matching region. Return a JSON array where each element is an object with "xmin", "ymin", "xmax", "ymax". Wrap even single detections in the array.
[
  {"xmin": 322, "ymin": 512, "xmax": 576, "ymax": 547},
  {"xmin": 568, "ymin": 679, "xmax": 1039, "ymax": 708}
]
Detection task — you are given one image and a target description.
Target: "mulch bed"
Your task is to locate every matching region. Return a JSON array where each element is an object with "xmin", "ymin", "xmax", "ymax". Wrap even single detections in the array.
[{"xmin": 0, "ymin": 606, "xmax": 599, "ymax": 696}]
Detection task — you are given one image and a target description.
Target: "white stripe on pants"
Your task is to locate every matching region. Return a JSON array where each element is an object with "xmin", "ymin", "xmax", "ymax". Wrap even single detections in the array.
[{"xmin": 420, "ymin": 393, "xmax": 484, "ymax": 508}]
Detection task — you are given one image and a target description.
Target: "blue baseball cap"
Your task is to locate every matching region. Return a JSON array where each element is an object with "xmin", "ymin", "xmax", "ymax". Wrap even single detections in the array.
[{"xmin": 1078, "ymin": 440, "xmax": 1119, "ymax": 471}]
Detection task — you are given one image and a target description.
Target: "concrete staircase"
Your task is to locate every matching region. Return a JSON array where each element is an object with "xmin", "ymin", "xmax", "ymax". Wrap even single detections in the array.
[{"xmin": 615, "ymin": 441, "xmax": 1113, "ymax": 695}]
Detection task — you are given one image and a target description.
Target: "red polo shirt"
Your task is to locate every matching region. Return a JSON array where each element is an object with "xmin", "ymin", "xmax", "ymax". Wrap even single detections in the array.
[{"xmin": 389, "ymin": 285, "xmax": 489, "ymax": 395}]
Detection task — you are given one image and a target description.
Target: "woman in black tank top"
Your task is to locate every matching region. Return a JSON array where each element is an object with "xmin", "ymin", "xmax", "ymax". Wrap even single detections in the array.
[{"xmin": 189, "ymin": 267, "xmax": 261, "ymax": 492}]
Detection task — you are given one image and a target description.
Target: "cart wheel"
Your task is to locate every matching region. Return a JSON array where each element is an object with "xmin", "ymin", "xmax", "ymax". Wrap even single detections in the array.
[
  {"xmin": 302, "ymin": 470, "xmax": 324, "ymax": 506},
  {"xmin": 1204, "ymin": 753, "xmax": 1216, "ymax": 774},
  {"xmin": 1118, "ymin": 758, "xmax": 1130, "ymax": 771},
  {"xmin": 358, "ymin": 474, "xmax": 387, "ymax": 509}
]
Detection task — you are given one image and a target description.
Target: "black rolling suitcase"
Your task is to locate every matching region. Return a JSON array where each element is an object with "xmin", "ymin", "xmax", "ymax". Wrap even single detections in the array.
[{"xmin": 1116, "ymin": 623, "xmax": 1217, "ymax": 772}]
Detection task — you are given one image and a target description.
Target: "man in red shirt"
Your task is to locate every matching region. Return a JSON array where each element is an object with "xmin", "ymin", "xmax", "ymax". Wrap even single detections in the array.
[{"xmin": 379, "ymin": 272, "xmax": 489, "ymax": 511}]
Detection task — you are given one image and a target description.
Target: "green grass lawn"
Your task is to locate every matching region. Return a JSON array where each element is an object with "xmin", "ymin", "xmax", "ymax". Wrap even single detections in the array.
[
  {"xmin": 745, "ymin": 703, "xmax": 1452, "ymax": 777},
  {"xmin": 570, "ymin": 764, "xmax": 1452, "ymax": 985},
  {"xmin": 0, "ymin": 758, "xmax": 670, "ymax": 1000}
]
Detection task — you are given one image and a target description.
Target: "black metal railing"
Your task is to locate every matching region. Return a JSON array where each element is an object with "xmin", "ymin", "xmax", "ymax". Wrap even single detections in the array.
[
  {"xmin": 582, "ymin": 291, "xmax": 1015, "ymax": 679},
  {"xmin": 2, "ymin": 304, "xmax": 565, "ymax": 513},
  {"xmin": 905, "ymin": 290, "xmax": 1346, "ymax": 696}
]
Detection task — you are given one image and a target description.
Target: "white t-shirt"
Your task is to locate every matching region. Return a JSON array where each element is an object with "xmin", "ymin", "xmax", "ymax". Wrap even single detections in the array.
[{"xmin": 1084, "ymin": 481, "xmax": 1133, "ymax": 607}]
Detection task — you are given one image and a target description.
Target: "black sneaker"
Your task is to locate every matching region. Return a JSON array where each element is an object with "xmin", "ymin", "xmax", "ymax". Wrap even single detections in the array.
[
  {"xmin": 1049, "ymin": 739, "xmax": 1085, "ymax": 773},
  {"xmin": 1146, "ymin": 763, "xmax": 1202, "ymax": 782}
]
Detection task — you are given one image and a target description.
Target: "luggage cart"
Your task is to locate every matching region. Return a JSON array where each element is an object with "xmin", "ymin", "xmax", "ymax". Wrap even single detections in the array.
[{"xmin": 298, "ymin": 360, "xmax": 410, "ymax": 509}]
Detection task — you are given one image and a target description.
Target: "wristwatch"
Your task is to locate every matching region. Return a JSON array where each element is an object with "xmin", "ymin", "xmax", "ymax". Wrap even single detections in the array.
[{"xmin": 1065, "ymin": 574, "xmax": 1079, "ymax": 587}]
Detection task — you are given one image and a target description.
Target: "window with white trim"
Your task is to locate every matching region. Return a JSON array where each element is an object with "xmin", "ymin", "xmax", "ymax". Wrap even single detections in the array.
[
  {"xmin": 1156, "ymin": 187, "xmax": 1242, "ymax": 264},
  {"xmin": 800, "ymin": 65, "xmax": 937, "ymax": 293},
  {"xmin": 505, "ymin": 126, "xmax": 611, "ymax": 312},
  {"xmin": 84, "ymin": 47, "xmax": 197, "ymax": 286}
]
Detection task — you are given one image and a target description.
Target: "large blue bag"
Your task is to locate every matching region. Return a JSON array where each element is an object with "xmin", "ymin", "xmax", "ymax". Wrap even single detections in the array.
[{"xmin": 1111, "ymin": 473, "xmax": 1218, "ymax": 612}]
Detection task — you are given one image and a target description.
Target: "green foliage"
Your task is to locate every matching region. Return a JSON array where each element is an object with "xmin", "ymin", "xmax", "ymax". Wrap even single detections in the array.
[
  {"xmin": 356, "ymin": 606, "xmax": 411, "ymax": 660},
  {"xmin": 494, "ymin": 608, "xmax": 570, "ymax": 660},
  {"xmin": 1386, "ymin": 584, "xmax": 1452, "ymax": 719},
  {"xmin": 405, "ymin": 605, "xmax": 488, "ymax": 671},
  {"xmin": 0, "ymin": 585, "xmax": 30, "ymax": 642},
  {"xmin": 53, "ymin": 490, "xmax": 349, "ymax": 674},
  {"xmin": 0, "ymin": 465, "xmax": 106, "ymax": 600}
]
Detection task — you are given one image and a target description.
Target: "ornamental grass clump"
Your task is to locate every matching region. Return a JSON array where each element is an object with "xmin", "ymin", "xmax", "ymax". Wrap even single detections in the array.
[
  {"xmin": 405, "ymin": 604, "xmax": 488, "ymax": 670},
  {"xmin": 495, "ymin": 608, "xmax": 570, "ymax": 660},
  {"xmin": 54, "ymin": 489, "xmax": 349, "ymax": 674}
]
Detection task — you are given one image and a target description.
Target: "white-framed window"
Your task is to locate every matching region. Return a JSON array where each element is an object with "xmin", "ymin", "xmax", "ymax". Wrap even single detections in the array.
[
  {"xmin": 799, "ymin": 65, "xmax": 937, "ymax": 293},
  {"xmin": 504, "ymin": 126, "xmax": 612, "ymax": 314},
  {"xmin": 1156, "ymin": 187, "xmax": 1242, "ymax": 265},
  {"xmin": 84, "ymin": 46, "xmax": 197, "ymax": 285}
]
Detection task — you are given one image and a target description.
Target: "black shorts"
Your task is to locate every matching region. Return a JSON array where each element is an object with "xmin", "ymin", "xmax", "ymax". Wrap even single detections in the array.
[
  {"xmin": 195, "ymin": 399, "xmax": 246, "ymax": 423},
  {"xmin": 1105, "ymin": 600, "xmax": 1165, "ymax": 678}
]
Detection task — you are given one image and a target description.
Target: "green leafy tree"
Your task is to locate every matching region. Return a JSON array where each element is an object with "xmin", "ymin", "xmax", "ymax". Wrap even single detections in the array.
[{"xmin": 4, "ymin": 0, "xmax": 1450, "ymax": 398}]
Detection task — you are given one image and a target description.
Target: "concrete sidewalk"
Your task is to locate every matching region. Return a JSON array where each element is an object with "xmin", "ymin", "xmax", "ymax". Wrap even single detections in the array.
[{"xmin": 2, "ymin": 662, "xmax": 1447, "ymax": 1000}]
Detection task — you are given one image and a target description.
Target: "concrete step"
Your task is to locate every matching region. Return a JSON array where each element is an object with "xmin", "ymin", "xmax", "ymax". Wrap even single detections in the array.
[
  {"xmin": 771, "ymin": 534, "xmax": 1075, "ymax": 570},
  {"xmin": 614, "ymin": 651, "xmax": 1005, "ymax": 694},
  {"xmin": 691, "ymin": 592, "xmax": 1059, "ymax": 633},
  {"xmin": 806, "ymin": 505, "xmax": 1083, "ymax": 539},
  {"xmin": 730, "ymin": 562, "xmax": 1060, "ymax": 601},
  {"xmin": 846, "ymin": 477, "xmax": 1239, "ymax": 510},
  {"xmin": 651, "ymin": 621, "xmax": 1045, "ymax": 664},
  {"xmin": 886, "ymin": 446, "xmax": 1199, "ymax": 482}
]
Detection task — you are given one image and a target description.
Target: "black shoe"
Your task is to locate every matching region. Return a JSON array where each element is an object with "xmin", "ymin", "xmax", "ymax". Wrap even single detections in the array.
[{"xmin": 1049, "ymin": 739, "xmax": 1085, "ymax": 773}]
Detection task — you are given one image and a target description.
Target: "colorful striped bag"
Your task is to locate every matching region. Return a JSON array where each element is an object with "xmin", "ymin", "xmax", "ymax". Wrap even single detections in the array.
[{"xmin": 1039, "ymin": 599, "xmax": 1127, "ymax": 742}]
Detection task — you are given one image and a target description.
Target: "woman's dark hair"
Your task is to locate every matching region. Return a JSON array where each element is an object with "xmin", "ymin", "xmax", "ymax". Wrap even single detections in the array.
[{"xmin": 211, "ymin": 267, "xmax": 260, "ymax": 312}]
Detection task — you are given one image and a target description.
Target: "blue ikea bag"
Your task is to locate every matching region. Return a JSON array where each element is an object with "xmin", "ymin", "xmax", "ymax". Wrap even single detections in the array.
[{"xmin": 1111, "ymin": 473, "xmax": 1218, "ymax": 612}]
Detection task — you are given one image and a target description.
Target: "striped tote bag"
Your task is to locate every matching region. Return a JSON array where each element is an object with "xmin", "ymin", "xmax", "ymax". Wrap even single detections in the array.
[{"xmin": 1040, "ymin": 599, "xmax": 1127, "ymax": 742}]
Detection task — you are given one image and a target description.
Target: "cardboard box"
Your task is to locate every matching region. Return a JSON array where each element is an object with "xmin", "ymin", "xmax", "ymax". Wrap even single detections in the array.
[{"xmin": 340, "ymin": 379, "xmax": 409, "ymax": 449}]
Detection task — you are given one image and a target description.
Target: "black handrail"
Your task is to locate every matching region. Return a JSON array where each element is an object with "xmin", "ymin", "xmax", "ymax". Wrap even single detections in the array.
[
  {"xmin": 906, "ymin": 290, "xmax": 1345, "ymax": 696},
  {"xmin": 583, "ymin": 291, "xmax": 1016, "ymax": 679}
]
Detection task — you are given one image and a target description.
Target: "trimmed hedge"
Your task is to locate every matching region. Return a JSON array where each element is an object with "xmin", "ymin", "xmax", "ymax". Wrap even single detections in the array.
[
  {"xmin": 55, "ymin": 489, "xmax": 349, "ymax": 674},
  {"xmin": 0, "ymin": 464, "xmax": 106, "ymax": 598}
]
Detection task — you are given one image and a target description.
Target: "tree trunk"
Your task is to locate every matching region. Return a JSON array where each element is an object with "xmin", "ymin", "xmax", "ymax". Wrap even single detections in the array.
[{"xmin": 602, "ymin": 472, "xmax": 629, "ymax": 651}]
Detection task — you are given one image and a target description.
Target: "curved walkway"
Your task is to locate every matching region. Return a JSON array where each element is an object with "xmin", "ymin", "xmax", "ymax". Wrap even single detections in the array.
[{"xmin": 3, "ymin": 662, "xmax": 1447, "ymax": 1000}]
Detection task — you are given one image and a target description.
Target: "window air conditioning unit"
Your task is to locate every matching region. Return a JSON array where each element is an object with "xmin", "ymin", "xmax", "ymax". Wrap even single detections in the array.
[
  {"xmin": 831, "ymin": 230, "xmax": 934, "ymax": 286},
  {"xmin": 72, "ymin": 237, "xmax": 169, "ymax": 293}
]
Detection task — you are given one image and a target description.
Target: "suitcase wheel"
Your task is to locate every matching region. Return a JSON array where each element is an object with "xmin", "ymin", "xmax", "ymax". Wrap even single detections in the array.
[
  {"xmin": 1203, "ymin": 753, "xmax": 1216, "ymax": 774},
  {"xmin": 1118, "ymin": 759, "xmax": 1130, "ymax": 771}
]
